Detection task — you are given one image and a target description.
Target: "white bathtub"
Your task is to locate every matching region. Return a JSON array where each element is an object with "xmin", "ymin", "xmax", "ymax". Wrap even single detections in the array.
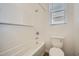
[
  {"xmin": 0, "ymin": 41, "xmax": 45, "ymax": 56},
  {"xmin": 23, "ymin": 41, "xmax": 45, "ymax": 56}
]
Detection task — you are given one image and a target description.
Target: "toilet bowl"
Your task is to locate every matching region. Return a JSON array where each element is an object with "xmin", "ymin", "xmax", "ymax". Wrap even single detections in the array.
[
  {"xmin": 49, "ymin": 47, "xmax": 64, "ymax": 56},
  {"xmin": 49, "ymin": 36, "xmax": 65, "ymax": 56}
]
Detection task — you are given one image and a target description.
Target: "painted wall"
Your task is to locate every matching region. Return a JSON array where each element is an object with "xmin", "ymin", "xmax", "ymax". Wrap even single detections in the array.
[
  {"xmin": 32, "ymin": 3, "xmax": 74, "ymax": 56},
  {"xmin": 73, "ymin": 4, "xmax": 79, "ymax": 56}
]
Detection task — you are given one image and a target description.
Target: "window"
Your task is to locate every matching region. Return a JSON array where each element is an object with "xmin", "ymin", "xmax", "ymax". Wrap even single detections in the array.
[{"xmin": 49, "ymin": 3, "xmax": 66, "ymax": 25}]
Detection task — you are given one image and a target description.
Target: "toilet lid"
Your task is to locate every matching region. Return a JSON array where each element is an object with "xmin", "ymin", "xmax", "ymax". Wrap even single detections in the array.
[{"xmin": 49, "ymin": 48, "xmax": 64, "ymax": 56}]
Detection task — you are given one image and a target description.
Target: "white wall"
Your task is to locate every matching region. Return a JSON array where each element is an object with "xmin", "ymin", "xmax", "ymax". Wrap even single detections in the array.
[
  {"xmin": 0, "ymin": 3, "xmax": 34, "ymax": 25},
  {"xmin": 32, "ymin": 3, "xmax": 74, "ymax": 56},
  {"xmin": 73, "ymin": 4, "xmax": 79, "ymax": 56}
]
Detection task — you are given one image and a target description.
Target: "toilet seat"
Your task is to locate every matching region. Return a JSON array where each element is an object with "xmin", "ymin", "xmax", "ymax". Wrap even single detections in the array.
[{"xmin": 49, "ymin": 47, "xmax": 64, "ymax": 56}]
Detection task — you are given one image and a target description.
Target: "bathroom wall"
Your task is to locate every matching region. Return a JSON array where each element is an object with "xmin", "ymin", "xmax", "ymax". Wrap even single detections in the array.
[
  {"xmin": 0, "ymin": 4, "xmax": 35, "ymax": 25},
  {"xmin": 32, "ymin": 3, "xmax": 74, "ymax": 56},
  {"xmin": 73, "ymin": 4, "xmax": 79, "ymax": 56}
]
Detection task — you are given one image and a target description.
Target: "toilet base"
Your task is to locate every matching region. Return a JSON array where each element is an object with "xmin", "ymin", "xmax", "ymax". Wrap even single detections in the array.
[{"xmin": 49, "ymin": 47, "xmax": 64, "ymax": 56}]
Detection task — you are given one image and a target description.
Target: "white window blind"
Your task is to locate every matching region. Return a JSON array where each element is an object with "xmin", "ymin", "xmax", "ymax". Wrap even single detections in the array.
[{"xmin": 49, "ymin": 3, "xmax": 66, "ymax": 24}]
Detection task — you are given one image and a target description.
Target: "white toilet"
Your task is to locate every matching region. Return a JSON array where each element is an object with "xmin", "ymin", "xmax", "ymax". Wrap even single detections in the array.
[{"xmin": 49, "ymin": 36, "xmax": 64, "ymax": 56}]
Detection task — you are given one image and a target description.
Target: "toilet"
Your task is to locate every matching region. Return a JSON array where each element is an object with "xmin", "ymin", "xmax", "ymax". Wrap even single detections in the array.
[{"xmin": 49, "ymin": 36, "xmax": 64, "ymax": 56}]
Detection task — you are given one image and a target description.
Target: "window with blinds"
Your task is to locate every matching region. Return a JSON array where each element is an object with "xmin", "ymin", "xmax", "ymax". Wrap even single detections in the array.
[{"xmin": 49, "ymin": 3, "xmax": 66, "ymax": 25}]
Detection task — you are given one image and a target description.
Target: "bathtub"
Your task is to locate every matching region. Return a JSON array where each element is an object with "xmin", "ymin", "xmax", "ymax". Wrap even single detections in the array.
[
  {"xmin": 0, "ymin": 41, "xmax": 45, "ymax": 56},
  {"xmin": 23, "ymin": 41, "xmax": 45, "ymax": 56}
]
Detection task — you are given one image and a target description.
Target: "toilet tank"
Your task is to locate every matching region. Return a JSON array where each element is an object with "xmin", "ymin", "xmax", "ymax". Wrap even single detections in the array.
[{"xmin": 50, "ymin": 36, "xmax": 64, "ymax": 48}]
